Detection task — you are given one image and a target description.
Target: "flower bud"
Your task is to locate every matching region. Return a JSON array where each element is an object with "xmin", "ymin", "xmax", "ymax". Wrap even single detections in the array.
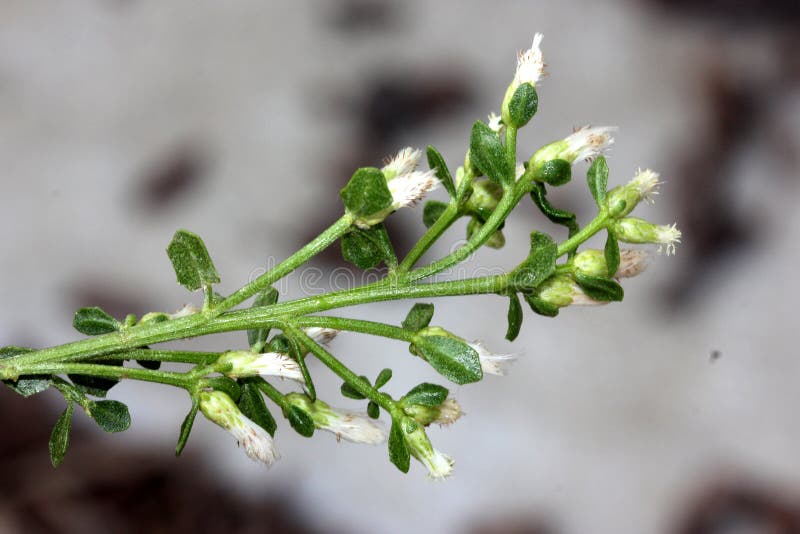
[
  {"xmin": 573, "ymin": 248, "xmax": 651, "ymax": 278},
  {"xmin": 466, "ymin": 178, "xmax": 503, "ymax": 218},
  {"xmin": 216, "ymin": 351, "xmax": 304, "ymax": 383},
  {"xmin": 284, "ymin": 393, "xmax": 386, "ymax": 445},
  {"xmin": 399, "ymin": 416, "xmax": 454, "ymax": 479},
  {"xmin": 415, "ymin": 327, "xmax": 517, "ymax": 376},
  {"xmin": 404, "ymin": 397, "xmax": 463, "ymax": 427},
  {"xmin": 535, "ymin": 274, "xmax": 605, "ymax": 308},
  {"xmin": 612, "ymin": 218, "xmax": 682, "ymax": 255},
  {"xmin": 605, "ymin": 168, "xmax": 660, "ymax": 218},
  {"xmin": 199, "ymin": 390, "xmax": 279, "ymax": 466},
  {"xmin": 304, "ymin": 327, "xmax": 338, "ymax": 346},
  {"xmin": 512, "ymin": 33, "xmax": 545, "ymax": 88}
]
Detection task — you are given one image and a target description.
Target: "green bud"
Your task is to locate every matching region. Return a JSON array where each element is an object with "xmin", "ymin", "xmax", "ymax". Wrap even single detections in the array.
[
  {"xmin": 403, "ymin": 397, "xmax": 462, "ymax": 427},
  {"xmin": 573, "ymin": 248, "xmax": 652, "ymax": 279},
  {"xmin": 466, "ymin": 178, "xmax": 503, "ymax": 217},
  {"xmin": 535, "ymin": 274, "xmax": 603, "ymax": 308},
  {"xmin": 502, "ymin": 82, "xmax": 538, "ymax": 128},
  {"xmin": 284, "ymin": 393, "xmax": 386, "ymax": 444}
]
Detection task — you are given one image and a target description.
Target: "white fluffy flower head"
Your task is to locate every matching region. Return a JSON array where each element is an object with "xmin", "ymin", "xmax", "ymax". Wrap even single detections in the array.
[
  {"xmin": 566, "ymin": 126, "xmax": 617, "ymax": 162},
  {"xmin": 382, "ymin": 147, "xmax": 422, "ymax": 179},
  {"xmin": 514, "ymin": 33, "xmax": 545, "ymax": 86},
  {"xmin": 220, "ymin": 351, "xmax": 305, "ymax": 384},
  {"xmin": 304, "ymin": 327, "xmax": 338, "ymax": 346},
  {"xmin": 322, "ymin": 410, "xmax": 387, "ymax": 445},
  {"xmin": 388, "ymin": 169, "xmax": 439, "ymax": 209},
  {"xmin": 469, "ymin": 341, "xmax": 518, "ymax": 376},
  {"xmin": 632, "ymin": 168, "xmax": 661, "ymax": 204},
  {"xmin": 199, "ymin": 391, "xmax": 279, "ymax": 466},
  {"xmin": 655, "ymin": 224, "xmax": 682, "ymax": 256},
  {"xmin": 487, "ymin": 112, "xmax": 503, "ymax": 133},
  {"xmin": 421, "ymin": 448, "xmax": 455, "ymax": 480}
]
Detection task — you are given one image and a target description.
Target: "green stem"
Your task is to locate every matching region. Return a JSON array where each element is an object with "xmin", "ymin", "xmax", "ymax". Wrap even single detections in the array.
[
  {"xmin": 16, "ymin": 363, "xmax": 192, "ymax": 389},
  {"xmin": 293, "ymin": 316, "xmax": 414, "ymax": 343},
  {"xmin": 556, "ymin": 212, "xmax": 609, "ymax": 257},
  {"xmin": 213, "ymin": 213, "xmax": 354, "ymax": 315},
  {"xmin": 94, "ymin": 349, "xmax": 221, "ymax": 365},
  {"xmin": 397, "ymin": 202, "xmax": 461, "ymax": 274},
  {"xmin": 255, "ymin": 378, "xmax": 289, "ymax": 409}
]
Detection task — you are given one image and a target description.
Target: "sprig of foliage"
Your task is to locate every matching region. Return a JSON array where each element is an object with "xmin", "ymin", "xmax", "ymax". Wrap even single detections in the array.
[{"xmin": 0, "ymin": 34, "xmax": 681, "ymax": 479}]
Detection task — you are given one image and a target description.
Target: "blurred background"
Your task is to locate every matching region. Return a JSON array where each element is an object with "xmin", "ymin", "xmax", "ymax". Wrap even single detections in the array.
[{"xmin": 1, "ymin": 1, "xmax": 799, "ymax": 533}]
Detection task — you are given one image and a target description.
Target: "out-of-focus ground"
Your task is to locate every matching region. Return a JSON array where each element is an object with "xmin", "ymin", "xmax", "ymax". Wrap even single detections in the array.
[{"xmin": 1, "ymin": 1, "xmax": 799, "ymax": 533}]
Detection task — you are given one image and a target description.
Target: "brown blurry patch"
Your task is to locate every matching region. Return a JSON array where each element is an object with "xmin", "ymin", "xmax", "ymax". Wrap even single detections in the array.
[
  {"xmin": 327, "ymin": 0, "xmax": 401, "ymax": 33},
  {"xmin": 133, "ymin": 144, "xmax": 208, "ymax": 213},
  {"xmin": 0, "ymin": 387, "xmax": 321, "ymax": 534},
  {"xmin": 674, "ymin": 480, "xmax": 800, "ymax": 534},
  {"xmin": 647, "ymin": 0, "xmax": 800, "ymax": 25}
]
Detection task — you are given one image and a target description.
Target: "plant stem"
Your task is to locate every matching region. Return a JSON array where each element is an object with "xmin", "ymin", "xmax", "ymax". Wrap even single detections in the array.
[
  {"xmin": 212, "ymin": 213, "xmax": 354, "ymax": 315},
  {"xmin": 94, "ymin": 349, "xmax": 221, "ymax": 365},
  {"xmin": 556, "ymin": 212, "xmax": 609, "ymax": 257},
  {"xmin": 397, "ymin": 202, "xmax": 461, "ymax": 274},
  {"xmin": 17, "ymin": 363, "xmax": 193, "ymax": 389},
  {"xmin": 293, "ymin": 316, "xmax": 415, "ymax": 343}
]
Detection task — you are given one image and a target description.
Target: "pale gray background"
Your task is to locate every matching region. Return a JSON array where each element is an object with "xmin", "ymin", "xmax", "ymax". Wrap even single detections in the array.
[{"xmin": 1, "ymin": 1, "xmax": 799, "ymax": 533}]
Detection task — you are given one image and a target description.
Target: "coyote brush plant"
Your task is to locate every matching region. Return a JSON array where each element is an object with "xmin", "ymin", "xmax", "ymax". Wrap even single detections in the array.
[{"xmin": 0, "ymin": 34, "xmax": 680, "ymax": 479}]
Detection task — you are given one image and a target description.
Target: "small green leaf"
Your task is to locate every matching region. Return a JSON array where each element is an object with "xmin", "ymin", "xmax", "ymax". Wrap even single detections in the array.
[
  {"xmin": 340, "ymin": 376, "xmax": 370, "ymax": 400},
  {"xmin": 414, "ymin": 336, "xmax": 482, "ymax": 385},
  {"xmin": 604, "ymin": 231, "xmax": 620, "ymax": 277},
  {"xmin": 574, "ymin": 273, "xmax": 624, "ymax": 302},
  {"xmin": 402, "ymin": 382, "xmax": 449, "ymax": 407},
  {"xmin": 69, "ymin": 360, "xmax": 124, "ymax": 398},
  {"xmin": 529, "ymin": 182, "xmax": 579, "ymax": 238},
  {"xmin": 422, "ymin": 200, "xmax": 449, "ymax": 229},
  {"xmin": 367, "ymin": 401, "xmax": 380, "ymax": 419},
  {"xmin": 285, "ymin": 405, "xmax": 315, "ymax": 437},
  {"xmin": 73, "ymin": 307, "xmax": 121, "ymax": 336},
  {"xmin": 506, "ymin": 82, "xmax": 538, "ymax": 128},
  {"xmin": 534, "ymin": 159, "xmax": 572, "ymax": 186},
  {"xmin": 586, "ymin": 156, "xmax": 609, "ymax": 205},
  {"xmin": 506, "ymin": 292, "xmax": 523, "ymax": 342},
  {"xmin": 237, "ymin": 381, "xmax": 277, "ymax": 436},
  {"xmin": 469, "ymin": 121, "xmax": 514, "ymax": 185},
  {"xmin": 88, "ymin": 400, "xmax": 131, "ymax": 433},
  {"xmin": 341, "ymin": 224, "xmax": 396, "ymax": 270},
  {"xmin": 166, "ymin": 229, "xmax": 221, "ymax": 292},
  {"xmin": 175, "ymin": 397, "xmax": 199, "ymax": 457},
  {"xmin": 511, "ymin": 232, "xmax": 558, "ymax": 290},
  {"xmin": 388, "ymin": 420, "xmax": 410, "ymax": 473},
  {"xmin": 402, "ymin": 303, "xmax": 434, "ymax": 332},
  {"xmin": 49, "ymin": 403, "xmax": 73, "ymax": 467},
  {"xmin": 374, "ymin": 368, "xmax": 393, "ymax": 389},
  {"xmin": 523, "ymin": 293, "xmax": 560, "ymax": 317},
  {"xmin": 1, "ymin": 347, "xmax": 51, "ymax": 397},
  {"xmin": 340, "ymin": 167, "xmax": 392, "ymax": 218},
  {"xmin": 247, "ymin": 287, "xmax": 279, "ymax": 351},
  {"xmin": 426, "ymin": 145, "xmax": 455, "ymax": 198}
]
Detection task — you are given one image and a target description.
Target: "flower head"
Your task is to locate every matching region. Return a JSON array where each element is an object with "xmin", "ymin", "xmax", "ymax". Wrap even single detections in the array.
[
  {"xmin": 304, "ymin": 327, "xmax": 338, "ymax": 346},
  {"xmin": 514, "ymin": 33, "xmax": 545, "ymax": 87},
  {"xmin": 487, "ymin": 112, "xmax": 504, "ymax": 133},
  {"xmin": 285, "ymin": 393, "xmax": 386, "ymax": 445},
  {"xmin": 564, "ymin": 126, "xmax": 617, "ymax": 162},
  {"xmin": 529, "ymin": 126, "xmax": 617, "ymax": 169},
  {"xmin": 469, "ymin": 341, "xmax": 518, "ymax": 376},
  {"xmin": 606, "ymin": 168, "xmax": 661, "ymax": 218},
  {"xmin": 573, "ymin": 248, "xmax": 651, "ymax": 279},
  {"xmin": 403, "ymin": 396, "xmax": 463, "ymax": 427},
  {"xmin": 536, "ymin": 274, "xmax": 606, "ymax": 308},
  {"xmin": 613, "ymin": 217, "xmax": 682, "ymax": 256},
  {"xmin": 217, "ymin": 350, "xmax": 304, "ymax": 383},
  {"xmin": 199, "ymin": 390, "xmax": 279, "ymax": 466},
  {"xmin": 382, "ymin": 147, "xmax": 422, "ymax": 180},
  {"xmin": 400, "ymin": 416, "xmax": 454, "ymax": 479},
  {"xmin": 387, "ymin": 169, "xmax": 439, "ymax": 210}
]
